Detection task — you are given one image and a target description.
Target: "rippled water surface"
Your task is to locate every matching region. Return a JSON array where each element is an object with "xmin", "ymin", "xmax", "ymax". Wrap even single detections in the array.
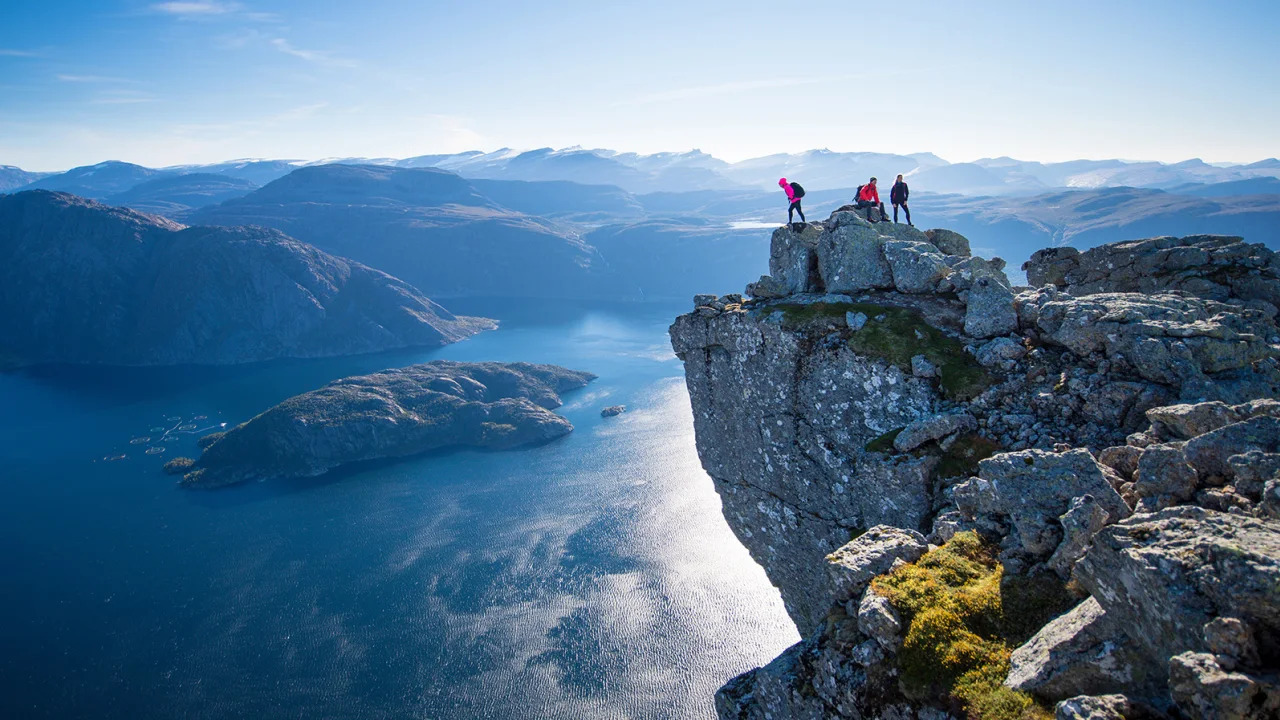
[{"xmin": 0, "ymin": 301, "xmax": 797, "ymax": 719}]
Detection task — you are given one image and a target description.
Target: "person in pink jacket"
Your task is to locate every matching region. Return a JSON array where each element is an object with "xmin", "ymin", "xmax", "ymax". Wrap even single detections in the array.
[{"xmin": 779, "ymin": 177, "xmax": 806, "ymax": 226}]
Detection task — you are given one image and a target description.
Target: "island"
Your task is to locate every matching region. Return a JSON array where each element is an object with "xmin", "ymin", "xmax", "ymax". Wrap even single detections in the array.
[{"xmin": 179, "ymin": 361, "xmax": 596, "ymax": 488}]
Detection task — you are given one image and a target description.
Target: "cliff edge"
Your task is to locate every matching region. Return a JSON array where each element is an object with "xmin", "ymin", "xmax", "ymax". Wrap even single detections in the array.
[{"xmin": 671, "ymin": 210, "xmax": 1280, "ymax": 719}]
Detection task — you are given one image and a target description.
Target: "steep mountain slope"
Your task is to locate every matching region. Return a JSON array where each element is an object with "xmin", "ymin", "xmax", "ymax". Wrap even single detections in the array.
[
  {"xmin": 106, "ymin": 173, "xmax": 259, "ymax": 217},
  {"xmin": 18, "ymin": 161, "xmax": 175, "ymax": 199},
  {"xmin": 0, "ymin": 191, "xmax": 492, "ymax": 366},
  {"xmin": 190, "ymin": 164, "xmax": 629, "ymax": 300}
]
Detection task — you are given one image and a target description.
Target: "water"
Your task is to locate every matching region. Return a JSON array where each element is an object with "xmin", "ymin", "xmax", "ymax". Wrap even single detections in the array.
[{"xmin": 0, "ymin": 300, "xmax": 798, "ymax": 720}]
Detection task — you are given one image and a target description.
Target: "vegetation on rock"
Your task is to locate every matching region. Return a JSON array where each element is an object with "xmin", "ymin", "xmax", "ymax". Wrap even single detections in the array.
[
  {"xmin": 872, "ymin": 532, "xmax": 1074, "ymax": 720},
  {"xmin": 162, "ymin": 457, "xmax": 195, "ymax": 475},
  {"xmin": 772, "ymin": 301, "xmax": 991, "ymax": 400}
]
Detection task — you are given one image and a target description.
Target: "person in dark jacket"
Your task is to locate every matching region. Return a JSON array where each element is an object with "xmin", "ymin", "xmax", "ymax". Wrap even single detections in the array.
[
  {"xmin": 854, "ymin": 177, "xmax": 887, "ymax": 222},
  {"xmin": 890, "ymin": 174, "xmax": 911, "ymax": 225}
]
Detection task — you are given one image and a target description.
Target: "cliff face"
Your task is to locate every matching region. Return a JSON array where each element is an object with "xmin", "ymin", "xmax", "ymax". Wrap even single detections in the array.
[
  {"xmin": 670, "ymin": 209, "xmax": 1280, "ymax": 719},
  {"xmin": 0, "ymin": 191, "xmax": 494, "ymax": 366}
]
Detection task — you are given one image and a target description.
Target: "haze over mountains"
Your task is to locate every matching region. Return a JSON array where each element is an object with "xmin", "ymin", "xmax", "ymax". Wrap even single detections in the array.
[{"xmin": 5, "ymin": 147, "xmax": 1280, "ymax": 306}]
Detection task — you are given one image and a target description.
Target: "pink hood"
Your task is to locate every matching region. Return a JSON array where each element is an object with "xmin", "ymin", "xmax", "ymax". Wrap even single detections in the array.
[{"xmin": 779, "ymin": 177, "xmax": 796, "ymax": 203}]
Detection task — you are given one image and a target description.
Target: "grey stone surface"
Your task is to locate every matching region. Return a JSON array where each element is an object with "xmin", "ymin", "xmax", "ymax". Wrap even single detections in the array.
[
  {"xmin": 1053, "ymin": 694, "xmax": 1131, "ymax": 720},
  {"xmin": 826, "ymin": 526, "xmax": 927, "ymax": 606},
  {"xmin": 965, "ymin": 275, "xmax": 1019, "ymax": 338},
  {"xmin": 1023, "ymin": 235, "xmax": 1280, "ymax": 310},
  {"xmin": 1016, "ymin": 288, "xmax": 1278, "ymax": 388},
  {"xmin": 856, "ymin": 586, "xmax": 902, "ymax": 650},
  {"xmin": 1075, "ymin": 507, "xmax": 1280, "ymax": 694},
  {"xmin": 893, "ymin": 413, "xmax": 976, "ymax": 452},
  {"xmin": 746, "ymin": 274, "xmax": 789, "ymax": 299},
  {"xmin": 671, "ymin": 304, "xmax": 941, "ymax": 634},
  {"xmin": 1168, "ymin": 652, "xmax": 1278, "ymax": 720},
  {"xmin": 924, "ymin": 228, "xmax": 971, "ymax": 257},
  {"xmin": 1133, "ymin": 444, "xmax": 1200, "ymax": 511},
  {"xmin": 964, "ymin": 449, "xmax": 1130, "ymax": 558},
  {"xmin": 189, "ymin": 361, "xmax": 594, "ymax": 487},
  {"xmin": 883, "ymin": 240, "xmax": 951, "ymax": 294},
  {"xmin": 1147, "ymin": 402, "xmax": 1243, "ymax": 440},
  {"xmin": 976, "ymin": 336, "xmax": 1027, "ymax": 367},
  {"xmin": 1184, "ymin": 416, "xmax": 1280, "ymax": 481},
  {"xmin": 1007, "ymin": 597, "xmax": 1141, "ymax": 701}
]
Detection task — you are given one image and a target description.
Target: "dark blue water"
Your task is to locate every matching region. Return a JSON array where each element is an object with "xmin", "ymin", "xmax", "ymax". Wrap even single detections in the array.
[{"xmin": 0, "ymin": 301, "xmax": 797, "ymax": 720}]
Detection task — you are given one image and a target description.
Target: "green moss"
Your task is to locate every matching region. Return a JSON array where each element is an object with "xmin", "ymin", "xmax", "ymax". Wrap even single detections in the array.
[
  {"xmin": 871, "ymin": 532, "xmax": 1071, "ymax": 720},
  {"xmin": 936, "ymin": 433, "xmax": 1001, "ymax": 479},
  {"xmin": 773, "ymin": 301, "xmax": 859, "ymax": 327},
  {"xmin": 865, "ymin": 427, "xmax": 905, "ymax": 453},
  {"xmin": 769, "ymin": 301, "xmax": 991, "ymax": 400},
  {"xmin": 843, "ymin": 304, "xmax": 990, "ymax": 401}
]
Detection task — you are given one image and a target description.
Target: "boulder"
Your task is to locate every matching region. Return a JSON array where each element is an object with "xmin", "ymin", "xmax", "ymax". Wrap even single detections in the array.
[
  {"xmin": 966, "ymin": 449, "xmax": 1130, "ymax": 558},
  {"xmin": 1074, "ymin": 507, "xmax": 1280, "ymax": 689},
  {"xmin": 856, "ymin": 586, "xmax": 902, "ymax": 650},
  {"xmin": 1133, "ymin": 444, "xmax": 1199, "ymax": 512},
  {"xmin": 1146, "ymin": 402, "xmax": 1243, "ymax": 440},
  {"xmin": 825, "ymin": 526, "xmax": 928, "ymax": 605},
  {"xmin": 1007, "ymin": 597, "xmax": 1141, "ymax": 701},
  {"xmin": 1053, "ymin": 694, "xmax": 1130, "ymax": 720},
  {"xmin": 893, "ymin": 413, "xmax": 977, "ymax": 452},
  {"xmin": 975, "ymin": 336, "xmax": 1027, "ymax": 368},
  {"xmin": 1184, "ymin": 416, "xmax": 1280, "ymax": 481},
  {"xmin": 925, "ymin": 228, "xmax": 971, "ymax": 257},
  {"xmin": 1047, "ymin": 494, "xmax": 1113, "ymax": 576},
  {"xmin": 883, "ymin": 240, "xmax": 951, "ymax": 294},
  {"xmin": 1230, "ymin": 451, "xmax": 1280, "ymax": 499},
  {"xmin": 817, "ymin": 223, "xmax": 895, "ymax": 293},
  {"xmin": 1021, "ymin": 234, "xmax": 1280, "ymax": 309},
  {"xmin": 745, "ymin": 274, "xmax": 790, "ymax": 299},
  {"xmin": 1168, "ymin": 652, "xmax": 1279, "ymax": 720},
  {"xmin": 965, "ymin": 276, "xmax": 1018, "ymax": 338},
  {"xmin": 1018, "ymin": 289, "xmax": 1277, "ymax": 387},
  {"xmin": 1203, "ymin": 617, "xmax": 1260, "ymax": 671}
]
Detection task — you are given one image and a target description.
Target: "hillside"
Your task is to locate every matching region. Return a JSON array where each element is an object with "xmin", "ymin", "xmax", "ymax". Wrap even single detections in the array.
[
  {"xmin": 190, "ymin": 164, "xmax": 630, "ymax": 300},
  {"xmin": 0, "ymin": 191, "xmax": 493, "ymax": 366}
]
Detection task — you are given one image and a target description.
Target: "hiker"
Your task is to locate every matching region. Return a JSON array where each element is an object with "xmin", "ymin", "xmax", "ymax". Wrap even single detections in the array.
[
  {"xmin": 891, "ymin": 174, "xmax": 911, "ymax": 225},
  {"xmin": 855, "ymin": 177, "xmax": 887, "ymax": 222},
  {"xmin": 779, "ymin": 177, "xmax": 806, "ymax": 227}
]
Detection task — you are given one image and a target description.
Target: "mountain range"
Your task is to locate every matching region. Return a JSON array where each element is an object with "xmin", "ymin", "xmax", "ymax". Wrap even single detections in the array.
[{"xmin": 5, "ymin": 148, "xmax": 1280, "ymax": 304}]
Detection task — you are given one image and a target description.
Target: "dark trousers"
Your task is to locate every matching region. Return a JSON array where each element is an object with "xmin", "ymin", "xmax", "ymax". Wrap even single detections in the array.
[
  {"xmin": 855, "ymin": 199, "xmax": 886, "ymax": 220},
  {"xmin": 893, "ymin": 202, "xmax": 911, "ymax": 224},
  {"xmin": 788, "ymin": 200, "xmax": 805, "ymax": 223}
]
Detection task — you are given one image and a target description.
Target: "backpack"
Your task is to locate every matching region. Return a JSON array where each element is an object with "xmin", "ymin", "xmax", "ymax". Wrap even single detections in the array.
[
  {"xmin": 855, "ymin": 184, "xmax": 864, "ymax": 200},
  {"xmin": 790, "ymin": 182, "xmax": 805, "ymax": 199}
]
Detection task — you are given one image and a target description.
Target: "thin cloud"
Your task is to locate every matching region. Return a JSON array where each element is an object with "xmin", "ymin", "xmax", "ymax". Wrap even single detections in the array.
[
  {"xmin": 271, "ymin": 38, "xmax": 357, "ymax": 68},
  {"xmin": 150, "ymin": 1, "xmax": 242, "ymax": 15},
  {"xmin": 57, "ymin": 74, "xmax": 140, "ymax": 84},
  {"xmin": 617, "ymin": 78, "xmax": 824, "ymax": 106},
  {"xmin": 0, "ymin": 49, "xmax": 39, "ymax": 57}
]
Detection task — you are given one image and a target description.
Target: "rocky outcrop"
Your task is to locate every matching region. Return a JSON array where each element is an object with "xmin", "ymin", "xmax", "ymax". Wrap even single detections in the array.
[
  {"xmin": 0, "ymin": 191, "xmax": 494, "ymax": 366},
  {"xmin": 183, "ymin": 361, "xmax": 594, "ymax": 488},
  {"xmin": 671, "ymin": 214, "xmax": 1280, "ymax": 719},
  {"xmin": 1024, "ymin": 235, "xmax": 1280, "ymax": 315}
]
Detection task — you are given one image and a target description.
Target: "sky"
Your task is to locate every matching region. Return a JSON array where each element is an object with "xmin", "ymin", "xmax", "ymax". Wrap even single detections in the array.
[{"xmin": 1, "ymin": 0, "xmax": 1277, "ymax": 171}]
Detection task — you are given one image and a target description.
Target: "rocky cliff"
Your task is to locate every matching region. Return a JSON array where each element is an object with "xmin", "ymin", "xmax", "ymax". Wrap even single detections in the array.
[
  {"xmin": 0, "ymin": 191, "xmax": 494, "ymax": 366},
  {"xmin": 182, "ymin": 361, "xmax": 595, "ymax": 488},
  {"xmin": 670, "ymin": 209, "xmax": 1280, "ymax": 719}
]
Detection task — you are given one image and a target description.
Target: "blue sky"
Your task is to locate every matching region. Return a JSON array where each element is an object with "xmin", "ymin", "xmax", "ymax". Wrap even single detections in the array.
[{"xmin": 1, "ymin": 0, "xmax": 1277, "ymax": 170}]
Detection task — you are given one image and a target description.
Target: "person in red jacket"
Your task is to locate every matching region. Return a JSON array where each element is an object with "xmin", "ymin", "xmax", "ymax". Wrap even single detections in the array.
[{"xmin": 854, "ymin": 177, "xmax": 887, "ymax": 223}]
